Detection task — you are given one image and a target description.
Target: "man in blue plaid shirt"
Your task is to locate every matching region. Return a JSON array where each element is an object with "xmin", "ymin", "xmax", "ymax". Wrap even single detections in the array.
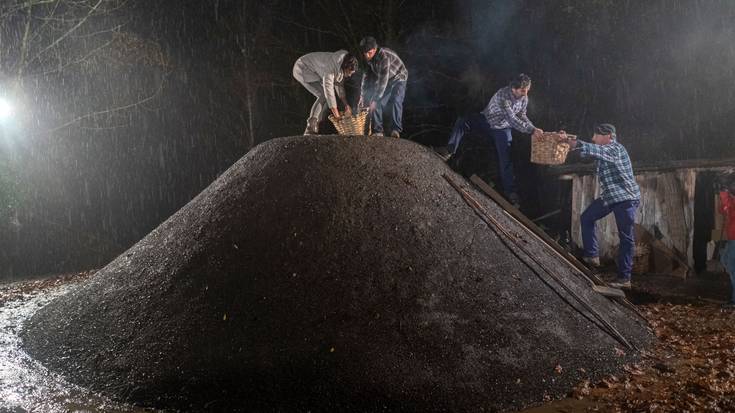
[
  {"xmin": 446, "ymin": 74, "xmax": 543, "ymax": 206},
  {"xmin": 565, "ymin": 123, "xmax": 640, "ymax": 288}
]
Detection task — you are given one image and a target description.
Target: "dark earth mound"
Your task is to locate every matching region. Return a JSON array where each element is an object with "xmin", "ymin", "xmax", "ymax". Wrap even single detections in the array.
[{"xmin": 22, "ymin": 136, "xmax": 653, "ymax": 412}]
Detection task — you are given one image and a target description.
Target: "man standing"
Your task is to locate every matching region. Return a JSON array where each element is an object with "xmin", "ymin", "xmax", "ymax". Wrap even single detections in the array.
[
  {"xmin": 717, "ymin": 177, "xmax": 735, "ymax": 308},
  {"xmin": 446, "ymin": 74, "xmax": 543, "ymax": 205},
  {"xmin": 293, "ymin": 50, "xmax": 358, "ymax": 135},
  {"xmin": 358, "ymin": 36, "xmax": 408, "ymax": 138},
  {"xmin": 565, "ymin": 124, "xmax": 640, "ymax": 289}
]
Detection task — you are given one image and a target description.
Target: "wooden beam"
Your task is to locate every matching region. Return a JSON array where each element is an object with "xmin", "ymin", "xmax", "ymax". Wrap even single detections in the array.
[
  {"xmin": 549, "ymin": 157, "xmax": 735, "ymax": 176},
  {"xmin": 532, "ymin": 209, "xmax": 561, "ymax": 222},
  {"xmin": 469, "ymin": 174, "xmax": 603, "ymax": 285},
  {"xmin": 467, "ymin": 174, "xmax": 649, "ymax": 323},
  {"xmin": 592, "ymin": 285, "xmax": 627, "ymax": 298}
]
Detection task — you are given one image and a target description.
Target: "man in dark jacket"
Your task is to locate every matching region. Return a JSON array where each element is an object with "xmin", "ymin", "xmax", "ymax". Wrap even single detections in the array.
[{"xmin": 358, "ymin": 36, "xmax": 408, "ymax": 138}]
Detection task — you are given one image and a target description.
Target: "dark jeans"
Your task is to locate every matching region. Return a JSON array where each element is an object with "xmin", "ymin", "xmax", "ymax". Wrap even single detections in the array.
[
  {"xmin": 720, "ymin": 241, "xmax": 735, "ymax": 302},
  {"xmin": 581, "ymin": 198, "xmax": 640, "ymax": 280},
  {"xmin": 447, "ymin": 112, "xmax": 516, "ymax": 195},
  {"xmin": 370, "ymin": 80, "xmax": 406, "ymax": 134}
]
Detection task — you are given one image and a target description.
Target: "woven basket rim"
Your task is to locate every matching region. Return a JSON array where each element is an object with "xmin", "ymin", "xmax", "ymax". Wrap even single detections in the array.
[
  {"xmin": 530, "ymin": 133, "xmax": 570, "ymax": 165},
  {"xmin": 328, "ymin": 110, "xmax": 368, "ymax": 135}
]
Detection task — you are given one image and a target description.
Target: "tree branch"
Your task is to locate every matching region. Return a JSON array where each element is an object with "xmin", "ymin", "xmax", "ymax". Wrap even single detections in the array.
[
  {"xmin": 28, "ymin": 0, "xmax": 62, "ymax": 44},
  {"xmin": 27, "ymin": 0, "xmax": 104, "ymax": 66},
  {"xmin": 29, "ymin": 37, "xmax": 114, "ymax": 76},
  {"xmin": 16, "ymin": 2, "xmax": 33, "ymax": 77},
  {"xmin": 46, "ymin": 72, "xmax": 169, "ymax": 132},
  {"xmin": 272, "ymin": 16, "xmax": 339, "ymax": 37}
]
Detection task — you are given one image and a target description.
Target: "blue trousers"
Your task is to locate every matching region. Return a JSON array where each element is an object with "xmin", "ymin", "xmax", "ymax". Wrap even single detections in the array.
[
  {"xmin": 370, "ymin": 80, "xmax": 406, "ymax": 134},
  {"xmin": 447, "ymin": 112, "xmax": 516, "ymax": 195},
  {"xmin": 720, "ymin": 240, "xmax": 735, "ymax": 303},
  {"xmin": 581, "ymin": 198, "xmax": 639, "ymax": 280}
]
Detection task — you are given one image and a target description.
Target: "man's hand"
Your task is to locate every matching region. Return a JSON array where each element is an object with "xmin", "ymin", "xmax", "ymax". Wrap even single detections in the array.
[
  {"xmin": 343, "ymin": 105, "xmax": 352, "ymax": 117},
  {"xmin": 330, "ymin": 107, "xmax": 341, "ymax": 120},
  {"xmin": 369, "ymin": 101, "xmax": 377, "ymax": 112},
  {"xmin": 532, "ymin": 128, "xmax": 544, "ymax": 137},
  {"xmin": 559, "ymin": 130, "xmax": 577, "ymax": 148}
]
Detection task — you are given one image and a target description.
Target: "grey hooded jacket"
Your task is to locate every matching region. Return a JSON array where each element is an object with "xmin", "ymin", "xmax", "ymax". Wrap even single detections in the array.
[{"xmin": 292, "ymin": 50, "xmax": 348, "ymax": 109}]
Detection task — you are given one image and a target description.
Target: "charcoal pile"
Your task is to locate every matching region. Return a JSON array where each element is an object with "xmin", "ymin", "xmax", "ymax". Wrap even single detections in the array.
[{"xmin": 22, "ymin": 135, "xmax": 653, "ymax": 412}]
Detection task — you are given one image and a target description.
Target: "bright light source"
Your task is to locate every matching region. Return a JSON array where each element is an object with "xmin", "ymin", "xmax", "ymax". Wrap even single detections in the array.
[{"xmin": 0, "ymin": 98, "xmax": 13, "ymax": 120}]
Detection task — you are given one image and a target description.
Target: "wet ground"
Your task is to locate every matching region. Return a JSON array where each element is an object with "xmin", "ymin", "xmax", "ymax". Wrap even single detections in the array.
[
  {"xmin": 518, "ymin": 271, "xmax": 735, "ymax": 412},
  {"xmin": 0, "ymin": 271, "xmax": 161, "ymax": 413},
  {"xmin": 2, "ymin": 269, "xmax": 734, "ymax": 412}
]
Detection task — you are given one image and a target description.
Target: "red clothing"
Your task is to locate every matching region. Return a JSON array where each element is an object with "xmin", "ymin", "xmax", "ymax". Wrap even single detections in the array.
[{"xmin": 720, "ymin": 191, "xmax": 735, "ymax": 240}]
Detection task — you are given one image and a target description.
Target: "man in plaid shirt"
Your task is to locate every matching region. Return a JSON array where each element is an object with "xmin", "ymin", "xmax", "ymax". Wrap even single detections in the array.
[
  {"xmin": 717, "ymin": 176, "xmax": 735, "ymax": 309},
  {"xmin": 566, "ymin": 123, "xmax": 640, "ymax": 288},
  {"xmin": 446, "ymin": 74, "xmax": 543, "ymax": 206},
  {"xmin": 358, "ymin": 36, "xmax": 408, "ymax": 138}
]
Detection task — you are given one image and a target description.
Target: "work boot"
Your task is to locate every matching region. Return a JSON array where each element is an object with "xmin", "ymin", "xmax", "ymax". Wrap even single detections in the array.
[
  {"xmin": 581, "ymin": 256, "xmax": 601, "ymax": 268},
  {"xmin": 446, "ymin": 153, "xmax": 460, "ymax": 170},
  {"xmin": 507, "ymin": 192, "xmax": 521, "ymax": 208},
  {"xmin": 303, "ymin": 117, "xmax": 319, "ymax": 135},
  {"xmin": 434, "ymin": 146, "xmax": 451, "ymax": 158},
  {"xmin": 390, "ymin": 130, "xmax": 400, "ymax": 139},
  {"xmin": 437, "ymin": 152, "xmax": 451, "ymax": 162},
  {"xmin": 609, "ymin": 278, "xmax": 632, "ymax": 289}
]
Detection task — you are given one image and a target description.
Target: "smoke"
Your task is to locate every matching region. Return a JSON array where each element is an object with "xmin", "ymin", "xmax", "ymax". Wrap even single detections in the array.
[{"xmin": 467, "ymin": 0, "xmax": 525, "ymax": 63}]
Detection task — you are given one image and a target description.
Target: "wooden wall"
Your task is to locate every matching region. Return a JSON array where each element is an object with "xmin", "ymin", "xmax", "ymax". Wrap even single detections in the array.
[{"xmin": 570, "ymin": 169, "xmax": 697, "ymax": 266}]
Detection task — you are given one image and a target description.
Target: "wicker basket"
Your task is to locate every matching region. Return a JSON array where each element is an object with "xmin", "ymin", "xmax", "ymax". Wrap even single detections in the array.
[
  {"xmin": 328, "ymin": 110, "xmax": 369, "ymax": 136},
  {"xmin": 530, "ymin": 132, "xmax": 573, "ymax": 165}
]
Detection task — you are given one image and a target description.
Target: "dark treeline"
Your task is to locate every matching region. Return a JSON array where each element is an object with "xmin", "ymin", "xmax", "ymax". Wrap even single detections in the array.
[{"xmin": 1, "ymin": 0, "xmax": 734, "ymax": 279}]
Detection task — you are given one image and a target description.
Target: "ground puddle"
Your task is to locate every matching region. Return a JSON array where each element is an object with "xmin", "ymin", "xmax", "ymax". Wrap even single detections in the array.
[{"xmin": 0, "ymin": 285, "xmax": 160, "ymax": 413}]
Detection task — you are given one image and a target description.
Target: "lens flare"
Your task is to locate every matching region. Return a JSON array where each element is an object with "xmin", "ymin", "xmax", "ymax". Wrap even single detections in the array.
[{"xmin": 0, "ymin": 98, "xmax": 13, "ymax": 120}]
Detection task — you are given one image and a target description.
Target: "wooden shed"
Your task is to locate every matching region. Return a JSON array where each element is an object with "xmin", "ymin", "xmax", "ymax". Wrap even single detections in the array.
[{"xmin": 550, "ymin": 159, "xmax": 735, "ymax": 276}]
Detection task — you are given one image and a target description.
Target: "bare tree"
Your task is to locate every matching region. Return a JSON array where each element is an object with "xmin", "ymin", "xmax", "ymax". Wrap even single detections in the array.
[
  {"xmin": 0, "ymin": 0, "xmax": 173, "ymax": 264},
  {"xmin": 0, "ymin": 0, "xmax": 171, "ymax": 132}
]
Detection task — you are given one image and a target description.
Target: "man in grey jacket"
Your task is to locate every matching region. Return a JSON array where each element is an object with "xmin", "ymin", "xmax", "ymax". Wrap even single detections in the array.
[
  {"xmin": 358, "ymin": 36, "xmax": 408, "ymax": 138},
  {"xmin": 293, "ymin": 50, "xmax": 358, "ymax": 134}
]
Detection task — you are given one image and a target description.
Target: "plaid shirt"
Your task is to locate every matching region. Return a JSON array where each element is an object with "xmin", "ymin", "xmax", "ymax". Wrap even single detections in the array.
[
  {"xmin": 361, "ymin": 47, "xmax": 408, "ymax": 102},
  {"xmin": 480, "ymin": 86, "xmax": 535, "ymax": 133},
  {"xmin": 577, "ymin": 140, "xmax": 641, "ymax": 205}
]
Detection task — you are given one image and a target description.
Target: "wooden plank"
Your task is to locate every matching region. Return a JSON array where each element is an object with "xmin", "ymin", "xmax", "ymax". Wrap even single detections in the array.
[
  {"xmin": 468, "ymin": 174, "xmax": 649, "ymax": 322},
  {"xmin": 532, "ymin": 209, "xmax": 561, "ymax": 222},
  {"xmin": 549, "ymin": 157, "xmax": 735, "ymax": 176},
  {"xmin": 448, "ymin": 174, "xmax": 637, "ymax": 350},
  {"xmin": 592, "ymin": 285, "xmax": 627, "ymax": 298},
  {"xmin": 469, "ymin": 174, "xmax": 603, "ymax": 285},
  {"xmin": 570, "ymin": 169, "xmax": 696, "ymax": 268}
]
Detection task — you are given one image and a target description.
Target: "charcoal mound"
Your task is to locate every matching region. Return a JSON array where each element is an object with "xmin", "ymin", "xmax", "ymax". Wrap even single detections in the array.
[{"xmin": 22, "ymin": 136, "xmax": 652, "ymax": 412}]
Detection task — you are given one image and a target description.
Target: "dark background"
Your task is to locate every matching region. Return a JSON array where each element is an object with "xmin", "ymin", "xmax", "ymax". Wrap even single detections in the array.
[{"xmin": 1, "ymin": 0, "xmax": 734, "ymax": 279}]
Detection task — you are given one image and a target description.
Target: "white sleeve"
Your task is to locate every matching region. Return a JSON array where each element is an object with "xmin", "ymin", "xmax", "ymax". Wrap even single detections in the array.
[{"xmin": 323, "ymin": 73, "xmax": 338, "ymax": 109}]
